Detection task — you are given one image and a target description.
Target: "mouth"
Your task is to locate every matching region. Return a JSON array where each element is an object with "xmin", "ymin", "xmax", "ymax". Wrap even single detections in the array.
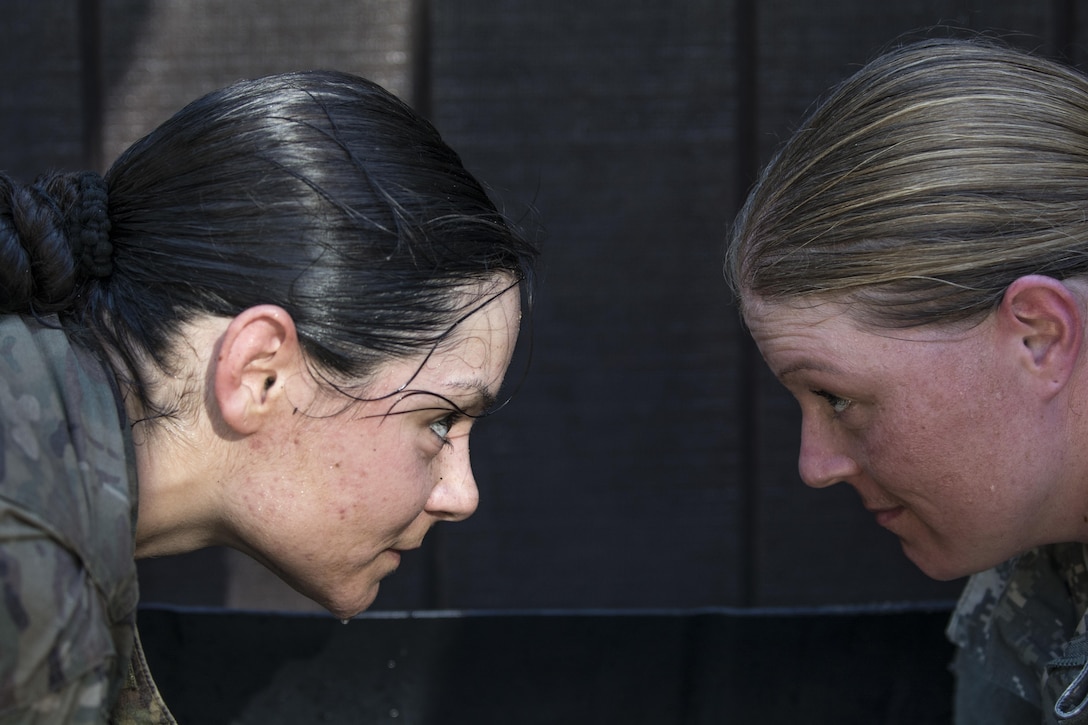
[
  {"xmin": 867, "ymin": 506, "xmax": 905, "ymax": 527},
  {"xmin": 385, "ymin": 542, "xmax": 423, "ymax": 565}
]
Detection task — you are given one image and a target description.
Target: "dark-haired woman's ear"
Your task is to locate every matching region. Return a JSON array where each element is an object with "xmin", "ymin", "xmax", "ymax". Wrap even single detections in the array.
[
  {"xmin": 999, "ymin": 275, "xmax": 1084, "ymax": 398},
  {"xmin": 213, "ymin": 305, "xmax": 300, "ymax": 435}
]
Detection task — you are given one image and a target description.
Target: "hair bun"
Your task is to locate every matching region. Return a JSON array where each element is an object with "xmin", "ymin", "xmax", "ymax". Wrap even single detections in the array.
[
  {"xmin": 0, "ymin": 171, "xmax": 113, "ymax": 314},
  {"xmin": 67, "ymin": 171, "xmax": 112, "ymax": 279}
]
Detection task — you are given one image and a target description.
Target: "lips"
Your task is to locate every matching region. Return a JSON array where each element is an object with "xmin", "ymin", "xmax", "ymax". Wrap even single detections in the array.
[
  {"xmin": 869, "ymin": 506, "xmax": 905, "ymax": 527},
  {"xmin": 386, "ymin": 542, "xmax": 422, "ymax": 563}
]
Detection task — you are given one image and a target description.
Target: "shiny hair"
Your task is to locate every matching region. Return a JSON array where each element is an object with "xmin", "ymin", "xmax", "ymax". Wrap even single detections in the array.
[
  {"xmin": 726, "ymin": 38, "xmax": 1088, "ymax": 328},
  {"xmin": 0, "ymin": 70, "xmax": 537, "ymax": 412}
]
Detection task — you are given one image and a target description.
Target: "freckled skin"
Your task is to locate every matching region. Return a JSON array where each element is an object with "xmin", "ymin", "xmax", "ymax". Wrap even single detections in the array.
[
  {"xmin": 223, "ymin": 283, "xmax": 522, "ymax": 618},
  {"xmin": 132, "ymin": 279, "xmax": 523, "ymax": 619},
  {"xmin": 744, "ymin": 296, "xmax": 1081, "ymax": 580}
]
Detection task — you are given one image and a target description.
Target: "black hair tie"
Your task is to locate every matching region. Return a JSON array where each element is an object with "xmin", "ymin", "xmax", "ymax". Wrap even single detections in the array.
[{"xmin": 69, "ymin": 171, "xmax": 113, "ymax": 279}]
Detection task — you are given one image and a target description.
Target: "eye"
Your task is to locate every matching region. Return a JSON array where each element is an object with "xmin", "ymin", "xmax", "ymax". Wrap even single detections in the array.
[
  {"xmin": 813, "ymin": 389, "xmax": 852, "ymax": 415},
  {"xmin": 429, "ymin": 411, "xmax": 464, "ymax": 444}
]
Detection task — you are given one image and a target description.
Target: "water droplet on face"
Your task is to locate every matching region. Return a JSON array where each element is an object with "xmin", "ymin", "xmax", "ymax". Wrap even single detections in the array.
[{"xmin": 340, "ymin": 618, "xmax": 351, "ymax": 625}]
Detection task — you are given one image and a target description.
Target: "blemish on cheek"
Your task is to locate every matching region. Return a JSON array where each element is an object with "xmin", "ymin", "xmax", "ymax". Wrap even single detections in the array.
[{"xmin": 243, "ymin": 486, "xmax": 274, "ymax": 517}]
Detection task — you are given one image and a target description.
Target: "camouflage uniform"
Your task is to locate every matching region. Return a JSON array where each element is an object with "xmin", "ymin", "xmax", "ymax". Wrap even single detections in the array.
[
  {"xmin": 949, "ymin": 543, "xmax": 1088, "ymax": 724},
  {"xmin": 0, "ymin": 315, "xmax": 175, "ymax": 724}
]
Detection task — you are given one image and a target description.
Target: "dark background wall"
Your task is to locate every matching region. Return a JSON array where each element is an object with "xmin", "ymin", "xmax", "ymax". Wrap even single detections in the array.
[{"xmin": 2, "ymin": 1, "xmax": 1081, "ymax": 615}]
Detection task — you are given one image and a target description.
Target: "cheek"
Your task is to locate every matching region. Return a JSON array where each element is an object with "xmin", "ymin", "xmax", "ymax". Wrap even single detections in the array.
[
  {"xmin": 859, "ymin": 395, "xmax": 984, "ymax": 496},
  {"xmin": 318, "ymin": 442, "xmax": 436, "ymax": 522},
  {"xmin": 867, "ymin": 394, "xmax": 1035, "ymax": 529}
]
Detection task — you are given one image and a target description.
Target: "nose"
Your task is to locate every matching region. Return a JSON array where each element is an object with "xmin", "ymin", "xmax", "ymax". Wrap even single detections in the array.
[
  {"xmin": 797, "ymin": 414, "xmax": 861, "ymax": 489},
  {"xmin": 425, "ymin": 446, "xmax": 480, "ymax": 522}
]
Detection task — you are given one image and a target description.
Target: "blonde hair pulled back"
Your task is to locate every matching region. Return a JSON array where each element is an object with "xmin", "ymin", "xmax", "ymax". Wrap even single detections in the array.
[{"xmin": 726, "ymin": 38, "xmax": 1088, "ymax": 328}]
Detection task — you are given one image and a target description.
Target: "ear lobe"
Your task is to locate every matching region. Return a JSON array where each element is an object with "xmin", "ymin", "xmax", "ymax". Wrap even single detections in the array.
[
  {"xmin": 1000, "ymin": 275, "xmax": 1083, "ymax": 392},
  {"xmin": 213, "ymin": 305, "xmax": 300, "ymax": 435}
]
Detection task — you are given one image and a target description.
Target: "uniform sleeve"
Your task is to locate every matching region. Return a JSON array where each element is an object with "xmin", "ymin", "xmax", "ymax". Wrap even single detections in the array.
[{"xmin": 0, "ymin": 510, "xmax": 119, "ymax": 724}]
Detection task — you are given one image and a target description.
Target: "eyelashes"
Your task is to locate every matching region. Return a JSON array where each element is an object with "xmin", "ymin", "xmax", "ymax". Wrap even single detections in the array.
[
  {"xmin": 429, "ymin": 410, "xmax": 465, "ymax": 444},
  {"xmin": 813, "ymin": 389, "xmax": 852, "ymax": 415}
]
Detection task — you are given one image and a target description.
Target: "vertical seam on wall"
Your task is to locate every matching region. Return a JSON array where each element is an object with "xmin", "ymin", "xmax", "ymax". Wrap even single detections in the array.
[
  {"xmin": 77, "ymin": 0, "xmax": 104, "ymax": 172},
  {"xmin": 735, "ymin": 0, "xmax": 759, "ymax": 609},
  {"xmin": 410, "ymin": 0, "xmax": 433, "ymax": 119},
  {"xmin": 1051, "ymin": 0, "xmax": 1078, "ymax": 65},
  {"xmin": 410, "ymin": 0, "xmax": 443, "ymax": 609}
]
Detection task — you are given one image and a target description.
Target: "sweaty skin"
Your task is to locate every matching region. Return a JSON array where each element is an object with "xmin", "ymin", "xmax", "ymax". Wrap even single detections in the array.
[
  {"xmin": 134, "ymin": 279, "xmax": 523, "ymax": 618},
  {"xmin": 743, "ymin": 293, "xmax": 1085, "ymax": 580}
]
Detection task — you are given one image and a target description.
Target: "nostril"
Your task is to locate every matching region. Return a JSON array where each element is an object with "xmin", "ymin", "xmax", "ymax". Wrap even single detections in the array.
[{"xmin": 798, "ymin": 444, "xmax": 858, "ymax": 489}]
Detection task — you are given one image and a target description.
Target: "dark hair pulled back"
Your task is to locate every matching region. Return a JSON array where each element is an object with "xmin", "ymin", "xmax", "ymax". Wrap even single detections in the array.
[
  {"xmin": 3, "ymin": 70, "xmax": 537, "ymax": 414},
  {"xmin": 0, "ymin": 171, "xmax": 111, "ymax": 314}
]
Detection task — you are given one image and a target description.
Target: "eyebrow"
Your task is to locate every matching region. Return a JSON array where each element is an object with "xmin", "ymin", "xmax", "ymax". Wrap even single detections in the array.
[
  {"xmin": 775, "ymin": 361, "xmax": 846, "ymax": 380},
  {"xmin": 444, "ymin": 379, "xmax": 499, "ymax": 415}
]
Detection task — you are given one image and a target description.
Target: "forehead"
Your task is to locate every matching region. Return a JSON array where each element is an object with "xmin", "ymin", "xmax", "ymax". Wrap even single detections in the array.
[
  {"xmin": 433, "ymin": 280, "xmax": 521, "ymax": 359},
  {"xmin": 744, "ymin": 295, "xmax": 855, "ymax": 343},
  {"xmin": 393, "ymin": 280, "xmax": 522, "ymax": 397},
  {"xmin": 744, "ymin": 297, "xmax": 859, "ymax": 371},
  {"xmin": 744, "ymin": 294, "xmax": 987, "ymax": 382}
]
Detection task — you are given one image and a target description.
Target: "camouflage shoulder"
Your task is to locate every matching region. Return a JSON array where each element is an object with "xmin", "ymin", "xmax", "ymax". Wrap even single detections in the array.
[{"xmin": 108, "ymin": 630, "xmax": 176, "ymax": 725}]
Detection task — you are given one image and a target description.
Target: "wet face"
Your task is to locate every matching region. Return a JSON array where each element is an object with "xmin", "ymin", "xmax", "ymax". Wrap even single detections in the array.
[
  {"xmin": 744, "ymin": 295, "xmax": 1067, "ymax": 581},
  {"xmin": 235, "ymin": 280, "xmax": 522, "ymax": 618}
]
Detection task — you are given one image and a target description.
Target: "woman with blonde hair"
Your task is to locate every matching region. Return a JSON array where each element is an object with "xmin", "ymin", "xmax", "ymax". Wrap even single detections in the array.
[{"xmin": 728, "ymin": 38, "xmax": 1088, "ymax": 723}]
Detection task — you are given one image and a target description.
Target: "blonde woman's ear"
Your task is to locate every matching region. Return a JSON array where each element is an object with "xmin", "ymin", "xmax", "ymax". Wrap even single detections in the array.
[{"xmin": 1000, "ymin": 275, "xmax": 1084, "ymax": 396}]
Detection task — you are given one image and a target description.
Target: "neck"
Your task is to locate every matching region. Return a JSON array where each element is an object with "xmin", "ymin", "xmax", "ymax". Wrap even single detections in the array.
[{"xmin": 131, "ymin": 420, "xmax": 226, "ymax": 558}]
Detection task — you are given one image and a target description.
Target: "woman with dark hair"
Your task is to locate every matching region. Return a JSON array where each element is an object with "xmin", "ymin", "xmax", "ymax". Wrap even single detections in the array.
[
  {"xmin": 728, "ymin": 38, "xmax": 1088, "ymax": 724},
  {"xmin": 0, "ymin": 70, "xmax": 536, "ymax": 723}
]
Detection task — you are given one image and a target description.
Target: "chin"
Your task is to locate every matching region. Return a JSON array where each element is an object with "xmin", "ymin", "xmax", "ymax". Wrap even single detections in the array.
[
  {"xmin": 324, "ymin": 586, "xmax": 380, "ymax": 620},
  {"xmin": 292, "ymin": 577, "xmax": 381, "ymax": 620},
  {"xmin": 915, "ymin": 564, "xmax": 967, "ymax": 582},
  {"xmin": 901, "ymin": 544, "xmax": 975, "ymax": 582}
]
